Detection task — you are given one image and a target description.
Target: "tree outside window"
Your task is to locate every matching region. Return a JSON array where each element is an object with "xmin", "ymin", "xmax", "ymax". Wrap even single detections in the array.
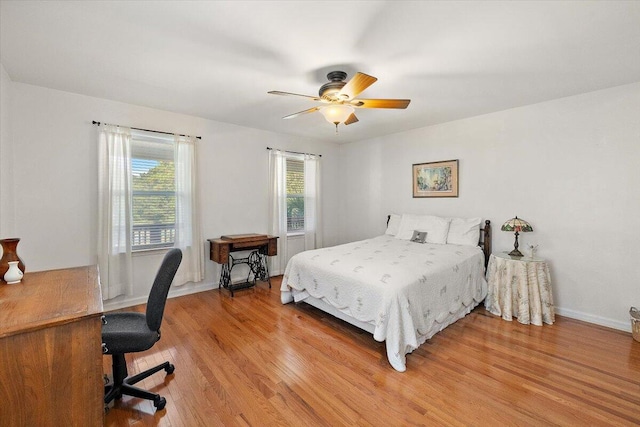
[
  {"xmin": 286, "ymin": 158, "xmax": 304, "ymax": 233},
  {"xmin": 131, "ymin": 139, "xmax": 176, "ymax": 250}
]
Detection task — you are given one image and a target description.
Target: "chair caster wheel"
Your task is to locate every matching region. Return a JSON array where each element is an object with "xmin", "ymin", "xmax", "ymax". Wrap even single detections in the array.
[
  {"xmin": 154, "ymin": 396, "xmax": 166, "ymax": 411},
  {"xmin": 165, "ymin": 363, "xmax": 175, "ymax": 374}
]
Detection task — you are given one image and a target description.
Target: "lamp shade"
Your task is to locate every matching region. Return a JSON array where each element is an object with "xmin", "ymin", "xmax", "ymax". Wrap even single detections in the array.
[
  {"xmin": 501, "ymin": 216, "xmax": 533, "ymax": 233},
  {"xmin": 319, "ymin": 104, "xmax": 354, "ymax": 124}
]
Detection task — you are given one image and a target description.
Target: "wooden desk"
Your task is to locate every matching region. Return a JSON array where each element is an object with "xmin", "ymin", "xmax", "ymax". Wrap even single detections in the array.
[
  {"xmin": 208, "ymin": 234, "xmax": 278, "ymax": 296},
  {"xmin": 0, "ymin": 266, "xmax": 104, "ymax": 426}
]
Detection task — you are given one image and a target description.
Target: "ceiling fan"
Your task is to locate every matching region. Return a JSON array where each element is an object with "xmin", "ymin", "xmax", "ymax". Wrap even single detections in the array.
[{"xmin": 268, "ymin": 71, "xmax": 411, "ymax": 132}]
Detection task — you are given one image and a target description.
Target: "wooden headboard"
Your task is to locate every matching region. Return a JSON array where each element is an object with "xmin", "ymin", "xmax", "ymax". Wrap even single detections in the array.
[{"xmin": 387, "ymin": 216, "xmax": 492, "ymax": 268}]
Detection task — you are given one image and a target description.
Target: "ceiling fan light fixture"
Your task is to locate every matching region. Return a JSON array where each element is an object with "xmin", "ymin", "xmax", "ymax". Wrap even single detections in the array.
[
  {"xmin": 268, "ymin": 71, "xmax": 410, "ymax": 131},
  {"xmin": 319, "ymin": 104, "xmax": 354, "ymax": 125}
]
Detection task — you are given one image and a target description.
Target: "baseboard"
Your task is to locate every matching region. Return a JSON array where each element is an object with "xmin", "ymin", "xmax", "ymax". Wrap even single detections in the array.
[
  {"xmin": 555, "ymin": 306, "xmax": 632, "ymax": 333},
  {"xmin": 103, "ymin": 280, "xmax": 217, "ymax": 312}
]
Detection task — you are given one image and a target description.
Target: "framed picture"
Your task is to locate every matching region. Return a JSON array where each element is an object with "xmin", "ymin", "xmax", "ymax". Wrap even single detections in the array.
[{"xmin": 412, "ymin": 159, "xmax": 459, "ymax": 198}]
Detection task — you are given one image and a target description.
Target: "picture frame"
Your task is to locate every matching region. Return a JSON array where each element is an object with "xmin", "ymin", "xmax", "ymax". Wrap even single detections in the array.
[{"xmin": 412, "ymin": 159, "xmax": 459, "ymax": 198}]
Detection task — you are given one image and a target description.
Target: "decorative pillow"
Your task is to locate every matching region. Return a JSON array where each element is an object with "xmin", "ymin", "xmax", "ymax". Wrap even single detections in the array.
[
  {"xmin": 410, "ymin": 230, "xmax": 427, "ymax": 243},
  {"xmin": 385, "ymin": 214, "xmax": 402, "ymax": 236},
  {"xmin": 396, "ymin": 214, "xmax": 451, "ymax": 244},
  {"xmin": 447, "ymin": 217, "xmax": 482, "ymax": 246}
]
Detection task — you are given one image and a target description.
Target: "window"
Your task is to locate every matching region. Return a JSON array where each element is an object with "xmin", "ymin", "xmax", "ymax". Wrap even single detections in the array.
[
  {"xmin": 98, "ymin": 125, "xmax": 202, "ymax": 297},
  {"xmin": 268, "ymin": 150, "xmax": 321, "ymax": 274},
  {"xmin": 286, "ymin": 158, "xmax": 304, "ymax": 233},
  {"xmin": 131, "ymin": 132, "xmax": 176, "ymax": 250}
]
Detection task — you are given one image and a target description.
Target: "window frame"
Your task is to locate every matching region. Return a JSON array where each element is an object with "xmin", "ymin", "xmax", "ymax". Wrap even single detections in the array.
[
  {"xmin": 130, "ymin": 131, "xmax": 177, "ymax": 252},
  {"xmin": 286, "ymin": 157, "xmax": 305, "ymax": 235}
]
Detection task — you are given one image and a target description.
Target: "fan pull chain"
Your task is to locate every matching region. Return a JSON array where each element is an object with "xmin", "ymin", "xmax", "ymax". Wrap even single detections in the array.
[{"xmin": 334, "ymin": 122, "xmax": 339, "ymax": 134}]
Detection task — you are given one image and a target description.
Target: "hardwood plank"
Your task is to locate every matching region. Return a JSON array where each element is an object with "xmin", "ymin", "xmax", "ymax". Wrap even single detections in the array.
[{"xmin": 105, "ymin": 276, "xmax": 640, "ymax": 426}]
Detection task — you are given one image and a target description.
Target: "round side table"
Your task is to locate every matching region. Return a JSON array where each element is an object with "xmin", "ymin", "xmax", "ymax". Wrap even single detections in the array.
[{"xmin": 485, "ymin": 253, "xmax": 555, "ymax": 325}]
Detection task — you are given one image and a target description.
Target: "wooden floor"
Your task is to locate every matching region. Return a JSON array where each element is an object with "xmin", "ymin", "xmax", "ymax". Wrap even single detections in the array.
[{"xmin": 104, "ymin": 276, "xmax": 640, "ymax": 427}]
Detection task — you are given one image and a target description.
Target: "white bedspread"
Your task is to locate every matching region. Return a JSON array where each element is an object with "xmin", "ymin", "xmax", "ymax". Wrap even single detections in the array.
[{"xmin": 281, "ymin": 235, "xmax": 487, "ymax": 372}]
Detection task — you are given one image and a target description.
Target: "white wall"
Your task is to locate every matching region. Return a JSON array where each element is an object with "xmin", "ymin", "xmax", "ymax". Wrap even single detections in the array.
[
  {"xmin": 3, "ymin": 65, "xmax": 639, "ymax": 331},
  {"xmin": 339, "ymin": 82, "xmax": 640, "ymax": 331},
  {"xmin": 3, "ymin": 80, "xmax": 341, "ymax": 308},
  {"xmin": 0, "ymin": 63, "xmax": 14, "ymax": 236}
]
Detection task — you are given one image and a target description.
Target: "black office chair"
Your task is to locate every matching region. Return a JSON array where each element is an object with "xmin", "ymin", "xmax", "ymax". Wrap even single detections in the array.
[{"xmin": 102, "ymin": 248, "xmax": 182, "ymax": 411}]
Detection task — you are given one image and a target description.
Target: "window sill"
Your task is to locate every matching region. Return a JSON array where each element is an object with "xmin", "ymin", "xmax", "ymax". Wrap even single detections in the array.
[
  {"xmin": 132, "ymin": 246, "xmax": 174, "ymax": 257},
  {"xmin": 287, "ymin": 232, "xmax": 305, "ymax": 238}
]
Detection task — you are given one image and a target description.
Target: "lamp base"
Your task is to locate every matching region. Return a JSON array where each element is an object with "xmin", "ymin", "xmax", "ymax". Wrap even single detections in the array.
[
  {"xmin": 508, "ymin": 231, "xmax": 523, "ymax": 258},
  {"xmin": 508, "ymin": 248, "xmax": 524, "ymax": 257}
]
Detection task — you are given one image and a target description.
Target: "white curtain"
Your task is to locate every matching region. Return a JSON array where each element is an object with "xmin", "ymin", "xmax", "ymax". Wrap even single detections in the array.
[
  {"xmin": 304, "ymin": 154, "xmax": 322, "ymax": 250},
  {"xmin": 268, "ymin": 150, "xmax": 288, "ymax": 275},
  {"xmin": 173, "ymin": 134, "xmax": 203, "ymax": 285},
  {"xmin": 97, "ymin": 125, "xmax": 133, "ymax": 300},
  {"xmin": 268, "ymin": 150, "xmax": 322, "ymax": 275}
]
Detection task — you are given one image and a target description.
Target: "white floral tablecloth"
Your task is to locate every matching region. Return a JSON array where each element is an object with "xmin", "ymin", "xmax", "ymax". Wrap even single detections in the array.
[{"xmin": 485, "ymin": 254, "xmax": 555, "ymax": 325}]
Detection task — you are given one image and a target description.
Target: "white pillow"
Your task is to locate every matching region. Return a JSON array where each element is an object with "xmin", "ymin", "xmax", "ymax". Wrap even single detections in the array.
[
  {"xmin": 447, "ymin": 217, "xmax": 482, "ymax": 246},
  {"xmin": 396, "ymin": 214, "xmax": 451, "ymax": 244},
  {"xmin": 385, "ymin": 214, "xmax": 402, "ymax": 236}
]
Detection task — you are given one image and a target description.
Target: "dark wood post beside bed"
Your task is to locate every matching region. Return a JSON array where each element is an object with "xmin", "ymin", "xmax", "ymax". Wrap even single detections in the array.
[{"xmin": 481, "ymin": 220, "xmax": 491, "ymax": 268}]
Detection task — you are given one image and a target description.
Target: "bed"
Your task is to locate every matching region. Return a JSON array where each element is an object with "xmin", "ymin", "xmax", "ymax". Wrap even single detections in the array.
[{"xmin": 281, "ymin": 214, "xmax": 491, "ymax": 372}]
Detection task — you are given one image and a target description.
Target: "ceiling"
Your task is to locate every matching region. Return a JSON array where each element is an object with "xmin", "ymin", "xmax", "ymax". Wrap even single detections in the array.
[{"xmin": 1, "ymin": 1, "xmax": 639, "ymax": 144}]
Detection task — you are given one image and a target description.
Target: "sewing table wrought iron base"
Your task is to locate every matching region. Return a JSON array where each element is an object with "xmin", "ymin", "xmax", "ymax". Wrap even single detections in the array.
[{"xmin": 208, "ymin": 234, "xmax": 278, "ymax": 296}]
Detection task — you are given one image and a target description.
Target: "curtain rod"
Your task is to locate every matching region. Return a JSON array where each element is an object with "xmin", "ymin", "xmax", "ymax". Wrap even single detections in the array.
[
  {"xmin": 92, "ymin": 121, "xmax": 201, "ymax": 140},
  {"xmin": 266, "ymin": 147, "xmax": 321, "ymax": 157}
]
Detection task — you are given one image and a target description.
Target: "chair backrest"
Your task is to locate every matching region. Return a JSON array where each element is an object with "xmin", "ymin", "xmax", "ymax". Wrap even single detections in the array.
[{"xmin": 146, "ymin": 248, "xmax": 183, "ymax": 332}]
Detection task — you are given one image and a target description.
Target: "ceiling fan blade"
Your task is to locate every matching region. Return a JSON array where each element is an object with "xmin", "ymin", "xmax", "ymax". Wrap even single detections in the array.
[
  {"xmin": 268, "ymin": 91, "xmax": 321, "ymax": 102},
  {"xmin": 351, "ymin": 99, "xmax": 411, "ymax": 109},
  {"xmin": 344, "ymin": 113, "xmax": 359, "ymax": 125},
  {"xmin": 282, "ymin": 106, "xmax": 321, "ymax": 119},
  {"xmin": 338, "ymin": 72, "xmax": 378, "ymax": 100}
]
